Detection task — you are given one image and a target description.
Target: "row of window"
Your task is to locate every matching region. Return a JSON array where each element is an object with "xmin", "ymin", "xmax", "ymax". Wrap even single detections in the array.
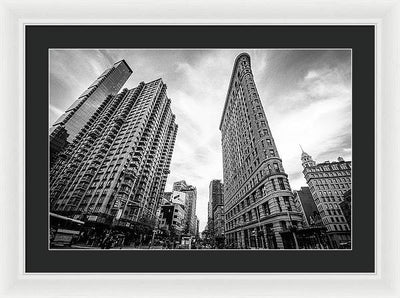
[
  {"xmin": 307, "ymin": 170, "xmax": 351, "ymax": 178},
  {"xmin": 50, "ymin": 82, "xmax": 175, "ymax": 215},
  {"xmin": 226, "ymin": 196, "xmax": 293, "ymax": 230}
]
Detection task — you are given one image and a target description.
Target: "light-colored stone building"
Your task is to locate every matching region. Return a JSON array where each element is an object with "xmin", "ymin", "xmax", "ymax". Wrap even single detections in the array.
[
  {"xmin": 220, "ymin": 53, "xmax": 303, "ymax": 249},
  {"xmin": 172, "ymin": 180, "xmax": 197, "ymax": 236},
  {"xmin": 301, "ymin": 149, "xmax": 351, "ymax": 248}
]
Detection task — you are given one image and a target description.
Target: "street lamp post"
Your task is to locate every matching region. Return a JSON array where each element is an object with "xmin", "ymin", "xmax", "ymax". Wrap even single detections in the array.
[{"xmin": 285, "ymin": 201, "xmax": 299, "ymax": 249}]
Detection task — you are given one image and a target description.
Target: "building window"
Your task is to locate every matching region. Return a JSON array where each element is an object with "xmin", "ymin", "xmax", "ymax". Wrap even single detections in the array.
[
  {"xmin": 269, "ymin": 149, "xmax": 275, "ymax": 157},
  {"xmin": 283, "ymin": 196, "xmax": 291, "ymax": 211},
  {"xmin": 278, "ymin": 177, "xmax": 285, "ymax": 190},
  {"xmin": 271, "ymin": 179, "xmax": 277, "ymax": 191},
  {"xmin": 264, "ymin": 202, "xmax": 270, "ymax": 215},
  {"xmin": 267, "ymin": 164, "xmax": 272, "ymax": 174},
  {"xmin": 275, "ymin": 197, "xmax": 282, "ymax": 212}
]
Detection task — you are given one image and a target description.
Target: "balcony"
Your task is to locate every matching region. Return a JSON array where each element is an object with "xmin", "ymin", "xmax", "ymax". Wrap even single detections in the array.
[
  {"xmin": 121, "ymin": 180, "xmax": 134, "ymax": 188},
  {"xmin": 96, "ymin": 152, "xmax": 105, "ymax": 160},
  {"xmin": 85, "ymin": 168, "xmax": 96, "ymax": 176},
  {"xmin": 88, "ymin": 131, "xmax": 99, "ymax": 139},
  {"xmin": 92, "ymin": 159, "xmax": 101, "ymax": 165},
  {"xmin": 119, "ymin": 188, "xmax": 130, "ymax": 196},
  {"xmin": 71, "ymin": 190, "xmax": 85, "ymax": 200},
  {"xmin": 80, "ymin": 173, "xmax": 91, "ymax": 183},
  {"xmin": 58, "ymin": 179, "xmax": 68, "ymax": 186},
  {"xmin": 58, "ymin": 152, "xmax": 70, "ymax": 160},
  {"xmin": 127, "ymin": 200, "xmax": 140, "ymax": 208},
  {"xmin": 108, "ymin": 131, "xmax": 117, "ymax": 138},
  {"xmin": 114, "ymin": 115, "xmax": 126, "ymax": 125},
  {"xmin": 75, "ymin": 186, "xmax": 87, "ymax": 194},
  {"xmin": 76, "ymin": 152, "xmax": 85, "ymax": 159},
  {"xmin": 123, "ymin": 169, "xmax": 136, "ymax": 180},
  {"xmin": 82, "ymin": 140, "xmax": 91, "ymax": 147}
]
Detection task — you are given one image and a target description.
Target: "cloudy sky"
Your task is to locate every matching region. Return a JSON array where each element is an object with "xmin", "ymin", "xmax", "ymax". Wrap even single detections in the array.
[{"xmin": 50, "ymin": 49, "xmax": 352, "ymax": 231}]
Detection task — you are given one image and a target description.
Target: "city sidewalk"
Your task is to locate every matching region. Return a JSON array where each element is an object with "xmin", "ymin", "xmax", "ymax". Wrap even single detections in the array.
[{"xmin": 69, "ymin": 244, "xmax": 166, "ymax": 250}]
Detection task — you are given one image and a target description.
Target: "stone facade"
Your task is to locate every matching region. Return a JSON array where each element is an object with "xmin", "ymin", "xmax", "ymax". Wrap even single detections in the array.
[
  {"xmin": 301, "ymin": 151, "xmax": 352, "ymax": 248},
  {"xmin": 220, "ymin": 53, "xmax": 303, "ymax": 249},
  {"xmin": 172, "ymin": 180, "xmax": 197, "ymax": 236}
]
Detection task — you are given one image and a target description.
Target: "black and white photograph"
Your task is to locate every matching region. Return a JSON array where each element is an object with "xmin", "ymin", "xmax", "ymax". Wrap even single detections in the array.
[{"xmin": 49, "ymin": 49, "xmax": 352, "ymax": 250}]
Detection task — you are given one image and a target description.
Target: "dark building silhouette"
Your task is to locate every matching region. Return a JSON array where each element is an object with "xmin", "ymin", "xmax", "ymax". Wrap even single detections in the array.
[
  {"xmin": 209, "ymin": 179, "xmax": 225, "ymax": 247},
  {"xmin": 339, "ymin": 190, "xmax": 351, "ymax": 227},
  {"xmin": 293, "ymin": 186, "xmax": 322, "ymax": 227}
]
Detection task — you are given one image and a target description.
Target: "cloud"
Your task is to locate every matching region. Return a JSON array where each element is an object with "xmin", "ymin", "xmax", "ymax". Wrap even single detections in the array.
[
  {"xmin": 304, "ymin": 70, "xmax": 319, "ymax": 80},
  {"xmin": 50, "ymin": 49, "xmax": 352, "ymax": 231},
  {"xmin": 49, "ymin": 104, "xmax": 64, "ymax": 117}
]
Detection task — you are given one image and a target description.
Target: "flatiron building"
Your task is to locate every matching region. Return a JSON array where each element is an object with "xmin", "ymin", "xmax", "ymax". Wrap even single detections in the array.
[
  {"xmin": 220, "ymin": 53, "xmax": 303, "ymax": 249},
  {"xmin": 50, "ymin": 69, "xmax": 178, "ymax": 233}
]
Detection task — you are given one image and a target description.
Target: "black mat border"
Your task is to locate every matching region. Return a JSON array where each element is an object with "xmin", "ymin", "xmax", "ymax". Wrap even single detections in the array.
[{"xmin": 25, "ymin": 25, "xmax": 375, "ymax": 273}]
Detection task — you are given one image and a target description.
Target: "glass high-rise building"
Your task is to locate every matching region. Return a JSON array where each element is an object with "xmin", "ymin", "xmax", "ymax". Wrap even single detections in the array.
[
  {"xmin": 220, "ymin": 53, "xmax": 303, "ymax": 249},
  {"xmin": 50, "ymin": 76, "xmax": 178, "ymax": 238},
  {"xmin": 50, "ymin": 60, "xmax": 132, "ymax": 163}
]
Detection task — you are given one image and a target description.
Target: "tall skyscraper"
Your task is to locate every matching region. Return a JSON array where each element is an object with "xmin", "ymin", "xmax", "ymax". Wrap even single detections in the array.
[
  {"xmin": 50, "ymin": 75, "xmax": 178, "ymax": 238},
  {"xmin": 209, "ymin": 179, "xmax": 224, "ymax": 245},
  {"xmin": 172, "ymin": 180, "xmax": 197, "ymax": 236},
  {"xmin": 301, "ymin": 149, "xmax": 351, "ymax": 248},
  {"xmin": 220, "ymin": 53, "xmax": 303, "ymax": 249},
  {"xmin": 50, "ymin": 60, "xmax": 132, "ymax": 163},
  {"xmin": 293, "ymin": 186, "xmax": 322, "ymax": 227}
]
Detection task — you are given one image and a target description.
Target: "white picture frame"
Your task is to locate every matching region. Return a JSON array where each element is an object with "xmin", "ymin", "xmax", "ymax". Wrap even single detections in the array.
[{"xmin": 0, "ymin": 0, "xmax": 399, "ymax": 297}]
